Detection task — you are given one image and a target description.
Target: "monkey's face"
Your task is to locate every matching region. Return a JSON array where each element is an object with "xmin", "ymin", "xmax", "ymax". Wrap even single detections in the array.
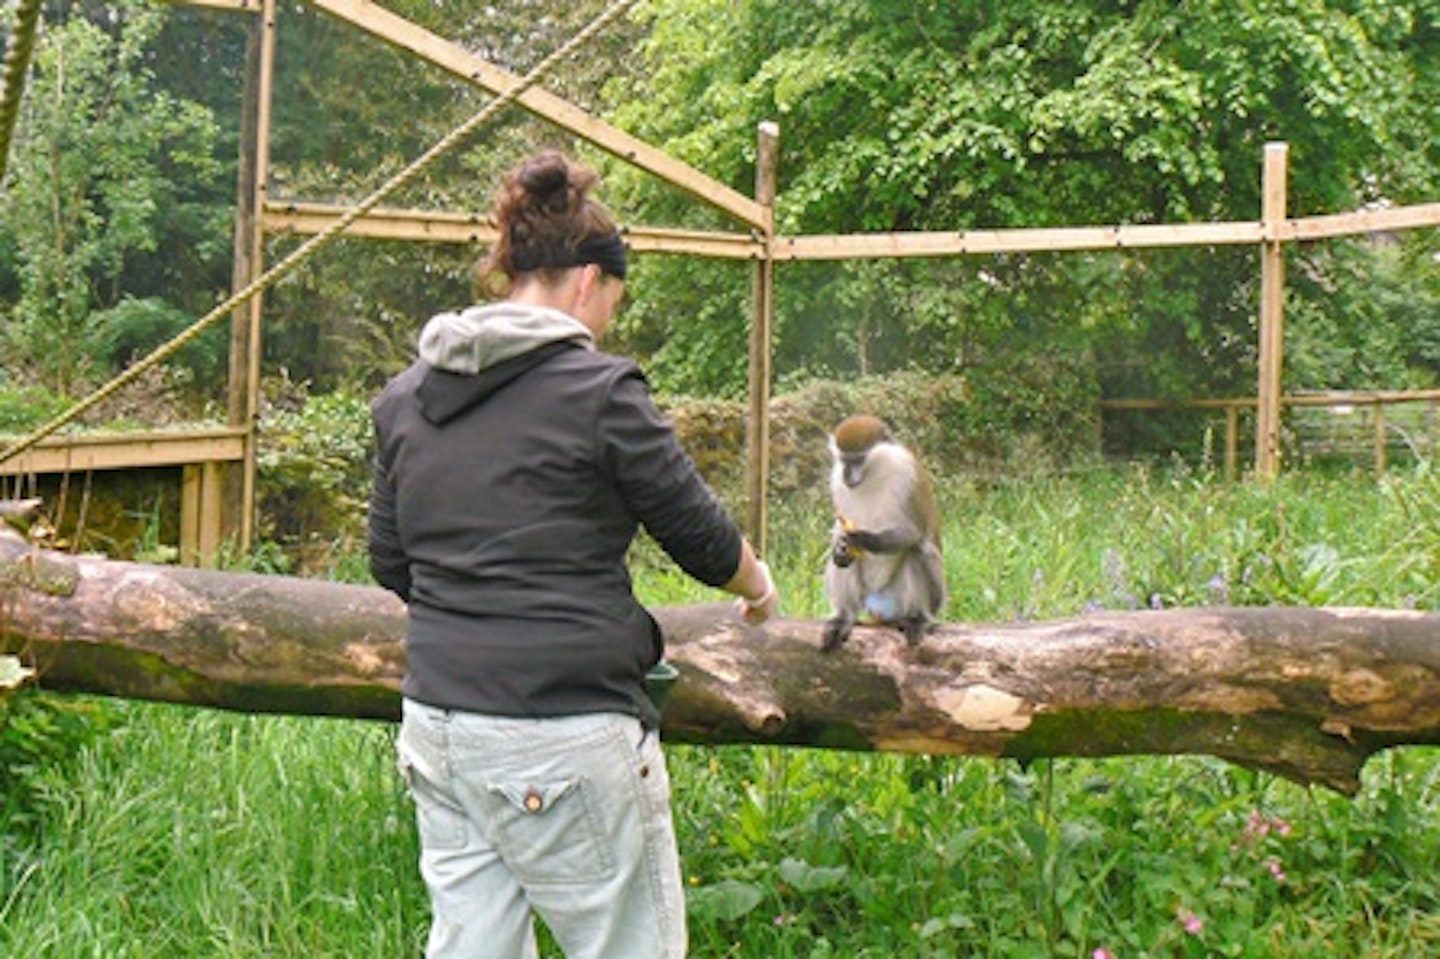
[
  {"xmin": 839, "ymin": 452, "xmax": 868, "ymax": 489},
  {"xmin": 829, "ymin": 436, "xmax": 869, "ymax": 489},
  {"xmin": 830, "ymin": 415, "xmax": 891, "ymax": 489}
]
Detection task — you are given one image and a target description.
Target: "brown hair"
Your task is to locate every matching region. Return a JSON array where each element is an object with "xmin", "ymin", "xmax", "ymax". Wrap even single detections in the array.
[{"xmin": 476, "ymin": 150, "xmax": 623, "ymax": 298}]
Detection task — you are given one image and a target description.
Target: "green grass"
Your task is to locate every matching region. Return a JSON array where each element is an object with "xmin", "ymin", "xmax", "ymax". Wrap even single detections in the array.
[{"xmin": 3, "ymin": 463, "xmax": 1439, "ymax": 956}]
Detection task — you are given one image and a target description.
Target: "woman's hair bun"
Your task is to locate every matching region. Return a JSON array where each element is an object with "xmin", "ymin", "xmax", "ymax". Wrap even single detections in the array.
[
  {"xmin": 519, "ymin": 152, "xmax": 575, "ymax": 214},
  {"xmin": 475, "ymin": 149, "xmax": 614, "ymax": 296}
]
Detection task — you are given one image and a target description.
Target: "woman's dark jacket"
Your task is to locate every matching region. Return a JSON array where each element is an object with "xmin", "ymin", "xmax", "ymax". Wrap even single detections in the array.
[{"xmin": 368, "ymin": 304, "xmax": 743, "ymax": 729}]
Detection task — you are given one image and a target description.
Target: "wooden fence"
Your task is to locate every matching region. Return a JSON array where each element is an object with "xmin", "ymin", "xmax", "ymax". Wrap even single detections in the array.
[{"xmin": 1101, "ymin": 389, "xmax": 1440, "ymax": 478}]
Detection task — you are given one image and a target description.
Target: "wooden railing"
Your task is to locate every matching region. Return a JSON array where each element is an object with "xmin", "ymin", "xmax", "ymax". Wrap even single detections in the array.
[
  {"xmin": 0, "ymin": 427, "xmax": 246, "ymax": 565},
  {"xmin": 1100, "ymin": 389, "xmax": 1440, "ymax": 478}
]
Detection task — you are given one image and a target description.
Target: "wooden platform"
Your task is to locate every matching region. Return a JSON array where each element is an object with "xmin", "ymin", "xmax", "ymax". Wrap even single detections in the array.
[{"xmin": 0, "ymin": 427, "xmax": 246, "ymax": 565}]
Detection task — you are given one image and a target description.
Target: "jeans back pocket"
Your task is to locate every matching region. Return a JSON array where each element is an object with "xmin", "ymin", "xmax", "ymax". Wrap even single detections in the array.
[{"xmin": 486, "ymin": 776, "xmax": 617, "ymax": 886}]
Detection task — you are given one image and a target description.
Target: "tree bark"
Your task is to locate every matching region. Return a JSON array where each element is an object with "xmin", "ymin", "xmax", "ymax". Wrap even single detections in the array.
[{"xmin": 2, "ymin": 527, "xmax": 1436, "ymax": 794}]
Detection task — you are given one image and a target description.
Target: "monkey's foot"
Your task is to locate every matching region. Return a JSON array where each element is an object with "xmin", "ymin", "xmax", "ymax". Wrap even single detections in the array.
[
  {"xmin": 900, "ymin": 617, "xmax": 932, "ymax": 647},
  {"xmin": 820, "ymin": 619, "xmax": 851, "ymax": 653}
]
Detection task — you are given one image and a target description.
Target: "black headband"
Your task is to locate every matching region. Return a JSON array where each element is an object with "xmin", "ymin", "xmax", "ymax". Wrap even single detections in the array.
[{"xmin": 511, "ymin": 231, "xmax": 628, "ymax": 280}]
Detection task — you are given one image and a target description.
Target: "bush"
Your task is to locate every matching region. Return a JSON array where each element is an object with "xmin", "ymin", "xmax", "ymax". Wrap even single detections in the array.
[
  {"xmin": 256, "ymin": 388, "xmax": 374, "ymax": 569},
  {"xmin": 0, "ymin": 385, "xmax": 70, "ymax": 434},
  {"xmin": 665, "ymin": 365, "xmax": 1101, "ymax": 500}
]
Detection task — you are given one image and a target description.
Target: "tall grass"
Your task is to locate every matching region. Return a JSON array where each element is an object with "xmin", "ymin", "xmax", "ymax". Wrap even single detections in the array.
[{"xmin": 2, "ymin": 464, "xmax": 1438, "ymax": 956}]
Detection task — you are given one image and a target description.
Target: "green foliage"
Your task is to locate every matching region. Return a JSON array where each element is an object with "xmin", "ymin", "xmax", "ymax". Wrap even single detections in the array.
[
  {"xmin": 603, "ymin": 0, "xmax": 1439, "ymax": 401},
  {"xmin": 93, "ymin": 296, "xmax": 228, "ymax": 385},
  {"xmin": 672, "ymin": 746, "xmax": 1440, "ymax": 958},
  {"xmin": 1286, "ymin": 236, "xmax": 1440, "ymax": 391},
  {"xmin": 615, "ymin": 0, "xmax": 1433, "ymax": 228},
  {"xmin": 0, "ymin": 703, "xmax": 424, "ymax": 955},
  {"xmin": 934, "ymin": 463, "xmax": 1440, "ymax": 623},
  {"xmin": 1, "ymin": 0, "xmax": 1435, "ymax": 448},
  {"xmin": 255, "ymin": 386, "xmax": 374, "ymax": 560},
  {"xmin": 0, "ymin": 690, "xmax": 113, "ymax": 839},
  {"xmin": 0, "ymin": 0, "xmax": 223, "ymax": 394},
  {"xmin": 0, "ymin": 382, "xmax": 69, "ymax": 433},
  {"xmin": 260, "ymin": 237, "xmax": 475, "ymax": 394}
]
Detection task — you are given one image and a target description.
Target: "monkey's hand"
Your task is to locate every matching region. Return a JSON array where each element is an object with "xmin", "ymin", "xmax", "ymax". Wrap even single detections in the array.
[
  {"xmin": 844, "ymin": 526, "xmax": 919, "ymax": 555},
  {"xmin": 831, "ymin": 517, "xmax": 861, "ymax": 568}
]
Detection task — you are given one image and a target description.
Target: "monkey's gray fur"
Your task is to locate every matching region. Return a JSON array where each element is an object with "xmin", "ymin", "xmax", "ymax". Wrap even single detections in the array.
[{"xmin": 822, "ymin": 416, "xmax": 945, "ymax": 652}]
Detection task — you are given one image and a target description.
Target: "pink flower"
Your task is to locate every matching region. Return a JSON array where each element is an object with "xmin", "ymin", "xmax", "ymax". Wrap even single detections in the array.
[
  {"xmin": 1266, "ymin": 857, "xmax": 1288, "ymax": 883},
  {"xmin": 1238, "ymin": 810, "xmax": 1295, "ymax": 851},
  {"xmin": 1092, "ymin": 948, "xmax": 1115, "ymax": 959},
  {"xmin": 1178, "ymin": 909, "xmax": 1204, "ymax": 936}
]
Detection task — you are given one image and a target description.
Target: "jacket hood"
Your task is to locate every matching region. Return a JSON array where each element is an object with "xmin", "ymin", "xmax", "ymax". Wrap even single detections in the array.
[
  {"xmin": 418, "ymin": 303, "xmax": 592, "ymax": 374},
  {"xmin": 414, "ymin": 303, "xmax": 592, "ymax": 426}
]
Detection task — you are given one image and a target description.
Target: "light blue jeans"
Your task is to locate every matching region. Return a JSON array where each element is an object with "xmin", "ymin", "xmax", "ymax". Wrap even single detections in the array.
[{"xmin": 397, "ymin": 699, "xmax": 687, "ymax": 958}]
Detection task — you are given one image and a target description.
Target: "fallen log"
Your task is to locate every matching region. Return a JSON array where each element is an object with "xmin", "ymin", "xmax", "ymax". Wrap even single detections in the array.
[{"xmin": 1, "ymin": 526, "xmax": 1436, "ymax": 794}]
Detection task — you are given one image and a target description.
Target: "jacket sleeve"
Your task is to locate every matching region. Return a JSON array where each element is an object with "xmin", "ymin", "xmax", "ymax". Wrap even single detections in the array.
[
  {"xmin": 367, "ymin": 422, "xmax": 412, "ymax": 603},
  {"xmin": 597, "ymin": 365, "xmax": 743, "ymax": 588}
]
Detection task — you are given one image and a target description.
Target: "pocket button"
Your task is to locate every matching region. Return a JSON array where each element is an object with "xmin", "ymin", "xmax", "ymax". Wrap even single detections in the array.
[{"xmin": 523, "ymin": 788, "xmax": 544, "ymax": 813}]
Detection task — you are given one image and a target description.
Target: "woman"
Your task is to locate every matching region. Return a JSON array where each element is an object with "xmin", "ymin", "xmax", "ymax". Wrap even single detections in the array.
[{"xmin": 368, "ymin": 149, "xmax": 778, "ymax": 958}]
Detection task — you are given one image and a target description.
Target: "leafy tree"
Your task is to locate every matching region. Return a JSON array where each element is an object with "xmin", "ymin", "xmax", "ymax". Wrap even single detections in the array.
[
  {"xmin": 603, "ymin": 0, "xmax": 1438, "ymax": 405},
  {"xmin": 0, "ymin": 0, "xmax": 224, "ymax": 396}
]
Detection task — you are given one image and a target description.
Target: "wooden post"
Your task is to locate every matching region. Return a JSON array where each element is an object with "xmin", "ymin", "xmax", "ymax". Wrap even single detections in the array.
[
  {"xmin": 181, "ymin": 461, "xmax": 226, "ymax": 566},
  {"xmin": 1373, "ymin": 402, "xmax": 1386, "ymax": 474},
  {"xmin": 745, "ymin": 121, "xmax": 779, "ymax": 553},
  {"xmin": 1224, "ymin": 404, "xmax": 1239, "ymax": 481},
  {"xmin": 1431, "ymin": 399, "xmax": 1438, "ymax": 461},
  {"xmin": 225, "ymin": 0, "xmax": 276, "ymax": 555},
  {"xmin": 1254, "ymin": 142, "xmax": 1289, "ymax": 481}
]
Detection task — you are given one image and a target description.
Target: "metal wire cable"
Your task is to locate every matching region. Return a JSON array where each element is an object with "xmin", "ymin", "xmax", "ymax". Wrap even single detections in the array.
[{"xmin": 0, "ymin": 0, "xmax": 638, "ymax": 465}]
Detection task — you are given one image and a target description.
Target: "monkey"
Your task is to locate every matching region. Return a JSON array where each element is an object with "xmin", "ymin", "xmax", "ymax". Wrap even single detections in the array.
[{"xmin": 821, "ymin": 414, "xmax": 946, "ymax": 652}]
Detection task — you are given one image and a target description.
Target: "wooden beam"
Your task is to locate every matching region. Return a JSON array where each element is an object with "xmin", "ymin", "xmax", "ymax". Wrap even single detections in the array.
[
  {"xmin": 777, "ymin": 221, "xmax": 1265, "ymax": 261},
  {"xmin": 1099, "ymin": 397, "xmax": 1254, "ymax": 410},
  {"xmin": 1285, "ymin": 202, "xmax": 1440, "ymax": 241},
  {"xmin": 302, "ymin": 0, "xmax": 765, "ymax": 229},
  {"xmin": 0, "ymin": 429, "xmax": 247, "ymax": 476},
  {"xmin": 1373, "ymin": 404, "xmax": 1387, "ymax": 475},
  {"xmin": 262, "ymin": 198, "xmax": 1439, "ymax": 263},
  {"xmin": 1283, "ymin": 389, "xmax": 1440, "ymax": 406},
  {"xmin": 181, "ymin": 464, "xmax": 203, "ymax": 565},
  {"xmin": 159, "ymin": 0, "xmax": 262, "ymax": 12},
  {"xmin": 1224, "ymin": 405, "xmax": 1240, "ymax": 481},
  {"xmin": 261, "ymin": 201, "xmax": 764, "ymax": 259},
  {"xmin": 1100, "ymin": 389, "xmax": 1440, "ymax": 411}
]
